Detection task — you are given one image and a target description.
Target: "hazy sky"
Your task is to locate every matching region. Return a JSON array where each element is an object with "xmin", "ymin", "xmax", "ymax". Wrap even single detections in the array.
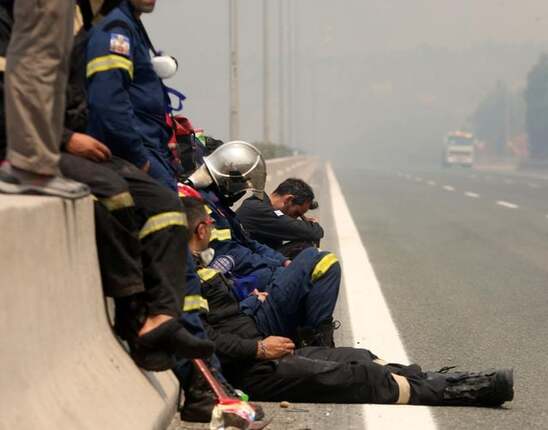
[{"xmin": 145, "ymin": 1, "xmax": 548, "ymax": 163}]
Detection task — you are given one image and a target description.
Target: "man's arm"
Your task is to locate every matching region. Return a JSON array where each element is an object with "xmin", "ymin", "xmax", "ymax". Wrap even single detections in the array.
[
  {"xmin": 238, "ymin": 198, "xmax": 324, "ymax": 244},
  {"xmin": 86, "ymin": 24, "xmax": 149, "ymax": 168}
]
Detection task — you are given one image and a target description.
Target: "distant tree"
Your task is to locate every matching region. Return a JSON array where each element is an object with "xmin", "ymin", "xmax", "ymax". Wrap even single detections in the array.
[
  {"xmin": 469, "ymin": 81, "xmax": 525, "ymax": 157},
  {"xmin": 525, "ymin": 53, "xmax": 548, "ymax": 159}
]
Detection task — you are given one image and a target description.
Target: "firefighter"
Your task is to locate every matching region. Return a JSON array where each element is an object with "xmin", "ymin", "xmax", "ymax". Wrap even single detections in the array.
[
  {"xmin": 184, "ymin": 141, "xmax": 290, "ymax": 292},
  {"xmin": 185, "ymin": 196, "xmax": 515, "ymax": 408},
  {"xmin": 183, "ymin": 194, "xmax": 341, "ymax": 348},
  {"xmin": 236, "ymin": 177, "xmax": 324, "ymax": 259},
  {"xmin": 0, "ymin": 0, "xmax": 214, "ymax": 370},
  {"xmin": 85, "ymin": 0, "xmax": 179, "ymax": 191}
]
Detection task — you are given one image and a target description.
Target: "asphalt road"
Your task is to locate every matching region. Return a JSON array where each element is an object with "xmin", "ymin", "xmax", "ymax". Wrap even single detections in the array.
[{"xmin": 336, "ymin": 165, "xmax": 548, "ymax": 429}]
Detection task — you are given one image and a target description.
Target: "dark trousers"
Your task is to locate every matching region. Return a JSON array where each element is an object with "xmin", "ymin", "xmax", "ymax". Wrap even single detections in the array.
[
  {"xmin": 254, "ymin": 248, "xmax": 340, "ymax": 338},
  {"xmin": 235, "ymin": 346, "xmax": 437, "ymax": 405},
  {"xmin": 60, "ymin": 153, "xmax": 187, "ymax": 317}
]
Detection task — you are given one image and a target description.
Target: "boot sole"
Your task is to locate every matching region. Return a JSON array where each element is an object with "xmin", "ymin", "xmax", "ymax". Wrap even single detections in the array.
[
  {"xmin": 0, "ymin": 181, "xmax": 89, "ymax": 200},
  {"xmin": 495, "ymin": 368, "xmax": 514, "ymax": 404}
]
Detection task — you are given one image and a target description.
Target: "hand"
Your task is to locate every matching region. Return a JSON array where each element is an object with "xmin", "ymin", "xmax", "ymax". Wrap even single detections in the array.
[
  {"xmin": 141, "ymin": 160, "xmax": 151, "ymax": 173},
  {"xmin": 283, "ymin": 259, "xmax": 291, "ymax": 267},
  {"xmin": 66, "ymin": 132, "xmax": 111, "ymax": 162},
  {"xmin": 302, "ymin": 215, "xmax": 318, "ymax": 223},
  {"xmin": 250, "ymin": 288, "xmax": 269, "ymax": 303},
  {"xmin": 257, "ymin": 336, "xmax": 295, "ymax": 360}
]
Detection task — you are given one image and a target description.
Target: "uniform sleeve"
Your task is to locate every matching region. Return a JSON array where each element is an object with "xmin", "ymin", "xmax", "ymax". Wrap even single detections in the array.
[
  {"xmin": 86, "ymin": 25, "xmax": 148, "ymax": 168},
  {"xmin": 181, "ymin": 254, "xmax": 211, "ymax": 340},
  {"xmin": 202, "ymin": 319, "xmax": 258, "ymax": 361},
  {"xmin": 238, "ymin": 199, "xmax": 324, "ymax": 244}
]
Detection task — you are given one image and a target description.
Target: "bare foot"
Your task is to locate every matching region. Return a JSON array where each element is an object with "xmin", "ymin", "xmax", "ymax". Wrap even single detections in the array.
[{"xmin": 138, "ymin": 314, "xmax": 173, "ymax": 337}]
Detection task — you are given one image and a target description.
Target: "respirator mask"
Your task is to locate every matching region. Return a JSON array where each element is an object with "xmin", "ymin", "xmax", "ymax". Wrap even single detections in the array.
[
  {"xmin": 196, "ymin": 248, "xmax": 215, "ymax": 267},
  {"xmin": 151, "ymin": 55, "xmax": 178, "ymax": 80}
]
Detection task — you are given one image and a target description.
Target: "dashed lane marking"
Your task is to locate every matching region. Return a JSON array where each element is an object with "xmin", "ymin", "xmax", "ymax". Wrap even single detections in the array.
[
  {"xmin": 327, "ymin": 163, "xmax": 437, "ymax": 430},
  {"xmin": 497, "ymin": 201, "xmax": 519, "ymax": 209},
  {"xmin": 427, "ymin": 180, "xmax": 436, "ymax": 186},
  {"xmin": 443, "ymin": 185, "xmax": 455, "ymax": 191},
  {"xmin": 465, "ymin": 192, "xmax": 480, "ymax": 198}
]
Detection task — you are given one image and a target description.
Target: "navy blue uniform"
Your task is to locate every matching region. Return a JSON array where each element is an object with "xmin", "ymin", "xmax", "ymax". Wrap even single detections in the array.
[
  {"xmin": 197, "ymin": 247, "xmax": 341, "ymax": 354},
  {"xmin": 199, "ymin": 189, "xmax": 288, "ymax": 291},
  {"xmin": 86, "ymin": 0, "xmax": 178, "ymax": 191}
]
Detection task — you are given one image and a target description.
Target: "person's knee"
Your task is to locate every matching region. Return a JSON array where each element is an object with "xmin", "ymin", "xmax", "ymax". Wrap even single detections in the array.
[{"xmin": 311, "ymin": 252, "xmax": 340, "ymax": 283}]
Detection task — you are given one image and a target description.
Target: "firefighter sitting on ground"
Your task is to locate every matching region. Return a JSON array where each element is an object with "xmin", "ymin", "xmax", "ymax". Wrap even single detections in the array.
[{"xmin": 184, "ymin": 195, "xmax": 515, "ymax": 408}]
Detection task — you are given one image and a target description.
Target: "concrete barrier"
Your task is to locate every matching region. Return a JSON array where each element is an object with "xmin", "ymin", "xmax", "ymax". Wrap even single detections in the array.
[{"xmin": 0, "ymin": 196, "xmax": 178, "ymax": 430}]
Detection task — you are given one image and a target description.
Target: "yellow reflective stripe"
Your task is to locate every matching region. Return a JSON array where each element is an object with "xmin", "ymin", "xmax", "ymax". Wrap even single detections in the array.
[
  {"xmin": 86, "ymin": 54, "xmax": 134, "ymax": 79},
  {"xmin": 311, "ymin": 253, "xmax": 338, "ymax": 282},
  {"xmin": 210, "ymin": 228, "xmax": 231, "ymax": 241},
  {"xmin": 205, "ymin": 205, "xmax": 213, "ymax": 215},
  {"xmin": 0, "ymin": 56, "xmax": 5, "ymax": 72},
  {"xmin": 197, "ymin": 268, "xmax": 219, "ymax": 282},
  {"xmin": 139, "ymin": 211, "xmax": 187, "ymax": 240},
  {"xmin": 183, "ymin": 295, "xmax": 209, "ymax": 312},
  {"xmin": 100, "ymin": 192, "xmax": 134, "ymax": 212}
]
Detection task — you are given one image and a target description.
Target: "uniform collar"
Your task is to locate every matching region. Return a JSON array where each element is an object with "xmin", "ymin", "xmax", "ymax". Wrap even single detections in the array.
[{"xmin": 119, "ymin": 0, "xmax": 137, "ymax": 23}]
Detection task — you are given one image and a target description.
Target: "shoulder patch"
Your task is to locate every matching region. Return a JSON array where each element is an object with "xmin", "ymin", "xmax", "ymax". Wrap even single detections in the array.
[
  {"xmin": 274, "ymin": 210, "xmax": 284, "ymax": 217},
  {"xmin": 210, "ymin": 255, "xmax": 235, "ymax": 274},
  {"xmin": 110, "ymin": 33, "xmax": 130, "ymax": 56}
]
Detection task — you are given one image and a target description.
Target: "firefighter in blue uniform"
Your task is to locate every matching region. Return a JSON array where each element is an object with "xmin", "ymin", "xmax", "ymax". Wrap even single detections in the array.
[
  {"xmin": 85, "ymin": 0, "xmax": 178, "ymax": 191},
  {"xmin": 182, "ymin": 141, "xmax": 341, "ymax": 346},
  {"xmin": 182, "ymin": 141, "xmax": 289, "ymax": 292}
]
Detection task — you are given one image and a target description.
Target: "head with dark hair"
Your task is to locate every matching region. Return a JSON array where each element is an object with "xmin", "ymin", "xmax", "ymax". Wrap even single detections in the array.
[
  {"xmin": 271, "ymin": 178, "xmax": 318, "ymax": 218},
  {"xmin": 181, "ymin": 196, "xmax": 214, "ymax": 252}
]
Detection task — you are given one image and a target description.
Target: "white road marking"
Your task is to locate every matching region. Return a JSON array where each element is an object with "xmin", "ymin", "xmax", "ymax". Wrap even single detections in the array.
[
  {"xmin": 415, "ymin": 177, "xmax": 423, "ymax": 182},
  {"xmin": 528, "ymin": 183, "xmax": 540, "ymax": 189},
  {"xmin": 443, "ymin": 185, "xmax": 455, "ymax": 191},
  {"xmin": 327, "ymin": 163, "xmax": 437, "ymax": 430},
  {"xmin": 497, "ymin": 201, "xmax": 519, "ymax": 209},
  {"xmin": 465, "ymin": 192, "xmax": 480, "ymax": 198},
  {"xmin": 427, "ymin": 181, "xmax": 436, "ymax": 186}
]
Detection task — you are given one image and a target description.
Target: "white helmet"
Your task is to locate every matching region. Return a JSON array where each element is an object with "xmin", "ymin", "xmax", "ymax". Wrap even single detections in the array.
[{"xmin": 188, "ymin": 141, "xmax": 267, "ymax": 202}]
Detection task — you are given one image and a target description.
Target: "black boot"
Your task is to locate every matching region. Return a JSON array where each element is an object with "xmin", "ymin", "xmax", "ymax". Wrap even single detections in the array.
[
  {"xmin": 181, "ymin": 366, "xmax": 264, "ymax": 423},
  {"xmin": 413, "ymin": 368, "xmax": 514, "ymax": 407},
  {"xmin": 296, "ymin": 318, "xmax": 340, "ymax": 348}
]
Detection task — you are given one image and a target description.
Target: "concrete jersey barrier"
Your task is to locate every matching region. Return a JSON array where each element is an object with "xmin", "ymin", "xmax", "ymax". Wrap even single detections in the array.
[{"xmin": 0, "ymin": 195, "xmax": 178, "ymax": 430}]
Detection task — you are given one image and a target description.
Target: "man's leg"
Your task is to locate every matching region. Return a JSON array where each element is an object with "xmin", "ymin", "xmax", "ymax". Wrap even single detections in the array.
[
  {"xmin": 235, "ymin": 346, "xmax": 403, "ymax": 404},
  {"xmin": 0, "ymin": 1, "xmax": 88, "ymax": 198},
  {"xmin": 105, "ymin": 157, "xmax": 214, "ymax": 359},
  {"xmin": 60, "ymin": 154, "xmax": 143, "ymax": 298},
  {"xmin": 234, "ymin": 346, "xmax": 513, "ymax": 407},
  {"xmin": 254, "ymin": 248, "xmax": 340, "ymax": 340}
]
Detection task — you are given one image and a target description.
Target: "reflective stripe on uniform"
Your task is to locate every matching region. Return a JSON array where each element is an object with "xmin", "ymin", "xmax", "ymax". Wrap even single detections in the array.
[
  {"xmin": 139, "ymin": 211, "xmax": 187, "ymax": 240},
  {"xmin": 100, "ymin": 191, "xmax": 134, "ymax": 212},
  {"xmin": 0, "ymin": 56, "xmax": 5, "ymax": 72},
  {"xmin": 86, "ymin": 54, "xmax": 134, "ymax": 79},
  {"xmin": 311, "ymin": 253, "xmax": 339, "ymax": 282},
  {"xmin": 197, "ymin": 267, "xmax": 219, "ymax": 282},
  {"xmin": 183, "ymin": 295, "xmax": 209, "ymax": 312},
  {"xmin": 205, "ymin": 205, "xmax": 213, "ymax": 215},
  {"xmin": 210, "ymin": 228, "xmax": 231, "ymax": 241}
]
